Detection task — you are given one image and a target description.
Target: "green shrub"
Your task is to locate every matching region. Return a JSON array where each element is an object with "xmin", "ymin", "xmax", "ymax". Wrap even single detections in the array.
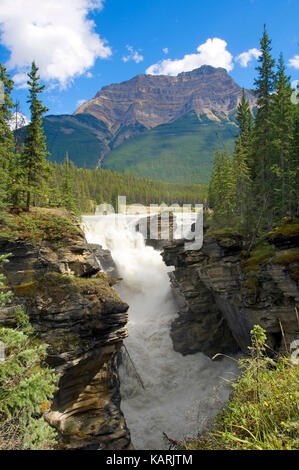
[{"xmin": 182, "ymin": 326, "xmax": 299, "ymax": 450}]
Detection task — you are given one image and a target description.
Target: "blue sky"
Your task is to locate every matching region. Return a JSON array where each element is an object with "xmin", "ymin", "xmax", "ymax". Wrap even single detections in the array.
[{"xmin": 0, "ymin": 0, "xmax": 298, "ymax": 118}]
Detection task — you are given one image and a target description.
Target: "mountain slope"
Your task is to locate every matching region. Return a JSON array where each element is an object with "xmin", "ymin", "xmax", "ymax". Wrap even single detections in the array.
[
  {"xmin": 102, "ymin": 111, "xmax": 237, "ymax": 184},
  {"xmin": 18, "ymin": 66, "xmax": 255, "ymax": 183}
]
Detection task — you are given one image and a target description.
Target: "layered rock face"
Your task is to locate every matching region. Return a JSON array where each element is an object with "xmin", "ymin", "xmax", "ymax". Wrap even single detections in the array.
[
  {"xmin": 75, "ymin": 66, "xmax": 256, "ymax": 139},
  {"xmin": 0, "ymin": 217, "xmax": 132, "ymax": 450},
  {"xmin": 163, "ymin": 229, "xmax": 299, "ymax": 356}
]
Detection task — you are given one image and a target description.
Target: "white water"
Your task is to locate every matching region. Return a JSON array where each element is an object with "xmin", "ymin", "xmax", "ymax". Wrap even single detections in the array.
[{"xmin": 82, "ymin": 214, "xmax": 238, "ymax": 450}]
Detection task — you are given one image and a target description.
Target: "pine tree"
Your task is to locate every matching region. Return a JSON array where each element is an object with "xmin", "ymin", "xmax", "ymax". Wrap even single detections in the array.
[
  {"xmin": 61, "ymin": 153, "xmax": 77, "ymax": 212},
  {"xmin": 290, "ymin": 86, "xmax": 299, "ymax": 215},
  {"xmin": 0, "ymin": 65, "xmax": 15, "ymax": 208},
  {"xmin": 233, "ymin": 89, "xmax": 253, "ymax": 228},
  {"xmin": 208, "ymin": 149, "xmax": 236, "ymax": 225},
  {"xmin": 253, "ymin": 24, "xmax": 276, "ymax": 224},
  {"xmin": 272, "ymin": 54, "xmax": 295, "ymax": 217},
  {"xmin": 20, "ymin": 62, "xmax": 49, "ymax": 211}
]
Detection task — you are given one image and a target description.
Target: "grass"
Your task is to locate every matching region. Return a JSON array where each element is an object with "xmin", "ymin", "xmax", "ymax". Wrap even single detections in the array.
[{"xmin": 181, "ymin": 326, "xmax": 299, "ymax": 450}]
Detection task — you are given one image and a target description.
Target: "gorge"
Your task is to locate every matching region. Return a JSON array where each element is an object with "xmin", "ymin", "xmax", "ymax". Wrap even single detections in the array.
[{"xmin": 82, "ymin": 213, "xmax": 238, "ymax": 449}]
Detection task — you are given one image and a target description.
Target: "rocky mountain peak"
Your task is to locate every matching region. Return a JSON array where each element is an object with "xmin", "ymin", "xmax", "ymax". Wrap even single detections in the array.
[{"xmin": 74, "ymin": 65, "xmax": 256, "ymax": 134}]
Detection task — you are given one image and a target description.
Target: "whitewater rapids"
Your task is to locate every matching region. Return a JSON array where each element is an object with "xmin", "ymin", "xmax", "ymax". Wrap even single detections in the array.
[{"xmin": 82, "ymin": 214, "xmax": 238, "ymax": 450}]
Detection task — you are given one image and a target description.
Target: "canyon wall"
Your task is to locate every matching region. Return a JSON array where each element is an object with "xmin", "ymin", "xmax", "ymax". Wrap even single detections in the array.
[
  {"xmin": 0, "ymin": 212, "xmax": 132, "ymax": 450},
  {"xmin": 162, "ymin": 224, "xmax": 299, "ymax": 356}
]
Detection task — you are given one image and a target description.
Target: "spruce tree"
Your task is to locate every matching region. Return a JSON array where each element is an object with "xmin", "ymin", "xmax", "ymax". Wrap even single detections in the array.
[
  {"xmin": 20, "ymin": 62, "xmax": 49, "ymax": 211},
  {"xmin": 61, "ymin": 152, "xmax": 77, "ymax": 212},
  {"xmin": 0, "ymin": 65, "xmax": 15, "ymax": 208},
  {"xmin": 233, "ymin": 89, "xmax": 253, "ymax": 227},
  {"xmin": 272, "ymin": 54, "xmax": 295, "ymax": 217},
  {"xmin": 253, "ymin": 25, "xmax": 276, "ymax": 223}
]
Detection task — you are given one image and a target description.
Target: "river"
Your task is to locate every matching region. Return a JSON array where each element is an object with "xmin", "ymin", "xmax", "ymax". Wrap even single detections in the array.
[{"xmin": 82, "ymin": 213, "xmax": 238, "ymax": 450}]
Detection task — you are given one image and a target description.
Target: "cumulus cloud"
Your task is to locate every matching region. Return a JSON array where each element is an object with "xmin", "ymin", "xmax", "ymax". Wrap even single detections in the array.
[
  {"xmin": 288, "ymin": 55, "xmax": 299, "ymax": 69},
  {"xmin": 122, "ymin": 45, "xmax": 144, "ymax": 64},
  {"xmin": 162, "ymin": 47, "xmax": 169, "ymax": 54},
  {"xmin": 146, "ymin": 38, "xmax": 234, "ymax": 76},
  {"xmin": 235, "ymin": 48, "xmax": 261, "ymax": 67},
  {"xmin": 0, "ymin": 0, "xmax": 112, "ymax": 88}
]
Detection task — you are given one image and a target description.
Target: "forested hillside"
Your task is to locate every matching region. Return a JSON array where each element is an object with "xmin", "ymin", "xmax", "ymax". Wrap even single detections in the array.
[{"xmin": 102, "ymin": 112, "xmax": 236, "ymax": 184}]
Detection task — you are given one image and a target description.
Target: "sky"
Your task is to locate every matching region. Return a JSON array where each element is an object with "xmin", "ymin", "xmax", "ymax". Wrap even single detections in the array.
[{"xmin": 0, "ymin": 0, "xmax": 298, "ymax": 119}]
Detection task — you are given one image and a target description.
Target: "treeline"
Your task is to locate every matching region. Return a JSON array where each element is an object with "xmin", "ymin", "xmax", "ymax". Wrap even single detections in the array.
[
  {"xmin": 49, "ymin": 161, "xmax": 208, "ymax": 214},
  {"xmin": 209, "ymin": 25, "xmax": 298, "ymax": 233},
  {"xmin": 0, "ymin": 61, "xmax": 207, "ymax": 214}
]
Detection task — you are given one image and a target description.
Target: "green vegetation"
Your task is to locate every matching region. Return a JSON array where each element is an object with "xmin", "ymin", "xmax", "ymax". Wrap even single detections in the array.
[
  {"xmin": 103, "ymin": 112, "xmax": 236, "ymax": 184},
  {"xmin": 19, "ymin": 62, "xmax": 50, "ymax": 211},
  {"xmin": 208, "ymin": 26, "xmax": 298, "ymax": 235},
  {"xmin": 0, "ymin": 208, "xmax": 79, "ymax": 244},
  {"xmin": 0, "ymin": 255, "xmax": 59, "ymax": 450},
  {"xmin": 17, "ymin": 113, "xmax": 111, "ymax": 169},
  {"xmin": 181, "ymin": 326, "xmax": 299, "ymax": 450}
]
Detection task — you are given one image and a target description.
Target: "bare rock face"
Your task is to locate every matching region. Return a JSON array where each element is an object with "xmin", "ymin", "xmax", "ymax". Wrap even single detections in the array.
[
  {"xmin": 75, "ymin": 66, "xmax": 256, "ymax": 141},
  {"xmin": 162, "ymin": 228, "xmax": 299, "ymax": 356},
  {"xmin": 162, "ymin": 239, "xmax": 239, "ymax": 357},
  {"xmin": 0, "ymin": 221, "xmax": 132, "ymax": 450}
]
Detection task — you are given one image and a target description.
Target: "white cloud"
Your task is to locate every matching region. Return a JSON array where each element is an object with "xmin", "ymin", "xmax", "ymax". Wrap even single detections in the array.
[
  {"xmin": 77, "ymin": 99, "xmax": 87, "ymax": 107},
  {"xmin": 0, "ymin": 0, "xmax": 112, "ymax": 88},
  {"xmin": 235, "ymin": 48, "xmax": 261, "ymax": 67},
  {"xmin": 86, "ymin": 71, "xmax": 93, "ymax": 78},
  {"xmin": 122, "ymin": 45, "xmax": 144, "ymax": 64},
  {"xmin": 288, "ymin": 55, "xmax": 299, "ymax": 69},
  {"xmin": 162, "ymin": 47, "xmax": 169, "ymax": 54},
  {"xmin": 146, "ymin": 38, "xmax": 234, "ymax": 76}
]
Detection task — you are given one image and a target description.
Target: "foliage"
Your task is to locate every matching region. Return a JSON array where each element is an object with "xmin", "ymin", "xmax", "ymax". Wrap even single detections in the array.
[
  {"xmin": 0, "ymin": 258, "xmax": 59, "ymax": 450},
  {"xmin": 182, "ymin": 326, "xmax": 299, "ymax": 450},
  {"xmin": 0, "ymin": 208, "xmax": 79, "ymax": 244},
  {"xmin": 19, "ymin": 62, "xmax": 50, "ymax": 211},
  {"xmin": 208, "ymin": 25, "xmax": 298, "ymax": 235},
  {"xmin": 102, "ymin": 112, "xmax": 236, "ymax": 184}
]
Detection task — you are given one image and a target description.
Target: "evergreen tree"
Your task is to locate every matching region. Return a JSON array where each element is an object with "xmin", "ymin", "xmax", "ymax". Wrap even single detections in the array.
[
  {"xmin": 253, "ymin": 24, "xmax": 276, "ymax": 223},
  {"xmin": 20, "ymin": 62, "xmax": 49, "ymax": 211},
  {"xmin": 272, "ymin": 54, "xmax": 295, "ymax": 217},
  {"xmin": 208, "ymin": 149, "xmax": 236, "ymax": 225},
  {"xmin": 233, "ymin": 89, "xmax": 253, "ymax": 227},
  {"xmin": 61, "ymin": 153, "xmax": 77, "ymax": 212},
  {"xmin": 0, "ymin": 65, "xmax": 15, "ymax": 208}
]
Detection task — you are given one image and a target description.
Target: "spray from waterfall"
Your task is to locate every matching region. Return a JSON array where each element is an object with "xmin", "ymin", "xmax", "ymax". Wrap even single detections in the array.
[{"xmin": 82, "ymin": 214, "xmax": 238, "ymax": 450}]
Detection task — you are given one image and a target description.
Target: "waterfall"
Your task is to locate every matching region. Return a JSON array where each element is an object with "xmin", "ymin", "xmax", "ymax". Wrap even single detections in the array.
[{"xmin": 82, "ymin": 214, "xmax": 238, "ymax": 450}]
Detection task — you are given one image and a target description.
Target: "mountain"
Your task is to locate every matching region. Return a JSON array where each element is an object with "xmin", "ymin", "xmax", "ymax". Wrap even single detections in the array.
[
  {"xmin": 20, "ymin": 66, "xmax": 256, "ymax": 183},
  {"xmin": 8, "ymin": 112, "xmax": 30, "ymax": 131}
]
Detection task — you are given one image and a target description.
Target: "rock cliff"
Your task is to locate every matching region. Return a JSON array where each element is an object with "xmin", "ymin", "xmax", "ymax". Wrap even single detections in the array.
[
  {"xmin": 75, "ymin": 66, "xmax": 256, "ymax": 137},
  {"xmin": 162, "ymin": 221, "xmax": 299, "ymax": 356},
  {"xmin": 0, "ymin": 209, "xmax": 132, "ymax": 450}
]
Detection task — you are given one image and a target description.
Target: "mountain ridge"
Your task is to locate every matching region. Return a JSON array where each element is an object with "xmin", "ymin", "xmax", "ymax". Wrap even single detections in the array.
[{"xmin": 18, "ymin": 65, "xmax": 256, "ymax": 183}]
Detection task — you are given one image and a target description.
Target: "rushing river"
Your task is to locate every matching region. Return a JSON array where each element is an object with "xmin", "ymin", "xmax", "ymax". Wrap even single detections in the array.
[{"xmin": 82, "ymin": 214, "xmax": 238, "ymax": 450}]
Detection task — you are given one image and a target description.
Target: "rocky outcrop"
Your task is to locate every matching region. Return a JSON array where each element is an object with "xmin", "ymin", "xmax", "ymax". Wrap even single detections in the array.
[
  {"xmin": 75, "ymin": 66, "xmax": 256, "ymax": 137},
  {"xmin": 162, "ymin": 224, "xmax": 299, "ymax": 356},
  {"xmin": 89, "ymin": 243, "xmax": 119, "ymax": 277},
  {"xmin": 0, "ymin": 212, "xmax": 132, "ymax": 450}
]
